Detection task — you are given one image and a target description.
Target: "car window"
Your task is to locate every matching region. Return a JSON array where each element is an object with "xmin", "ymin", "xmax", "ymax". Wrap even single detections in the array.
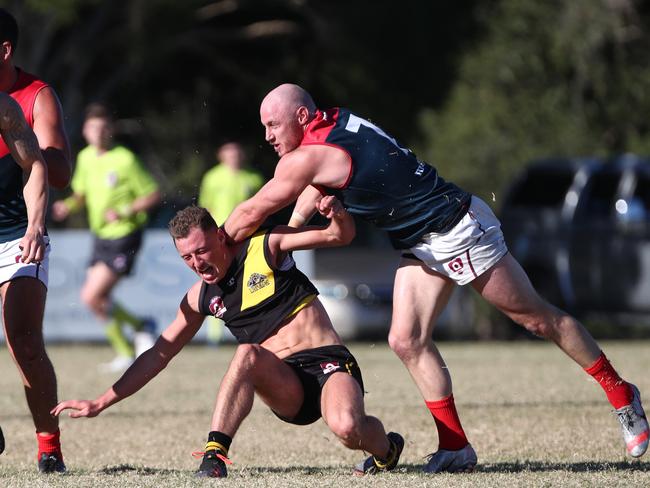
[
  {"xmin": 506, "ymin": 167, "xmax": 574, "ymax": 208},
  {"xmin": 626, "ymin": 174, "xmax": 650, "ymax": 222},
  {"xmin": 576, "ymin": 170, "xmax": 621, "ymax": 221}
]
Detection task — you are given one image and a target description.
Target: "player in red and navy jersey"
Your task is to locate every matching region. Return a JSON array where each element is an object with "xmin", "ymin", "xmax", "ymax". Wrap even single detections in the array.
[
  {"xmin": 222, "ymin": 83, "xmax": 648, "ymax": 472},
  {"xmin": 0, "ymin": 8, "xmax": 71, "ymax": 473}
]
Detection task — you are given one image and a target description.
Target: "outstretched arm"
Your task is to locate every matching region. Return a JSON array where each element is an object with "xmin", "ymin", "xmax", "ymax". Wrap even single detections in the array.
[
  {"xmin": 0, "ymin": 94, "xmax": 49, "ymax": 263},
  {"xmin": 288, "ymin": 185, "xmax": 323, "ymax": 227},
  {"xmin": 223, "ymin": 149, "xmax": 317, "ymax": 243},
  {"xmin": 33, "ymin": 86, "xmax": 72, "ymax": 189},
  {"xmin": 51, "ymin": 286, "xmax": 205, "ymax": 418},
  {"xmin": 270, "ymin": 195, "xmax": 355, "ymax": 253}
]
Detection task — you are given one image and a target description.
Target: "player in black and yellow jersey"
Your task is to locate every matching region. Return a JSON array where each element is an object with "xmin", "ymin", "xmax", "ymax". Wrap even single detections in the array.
[{"xmin": 51, "ymin": 196, "xmax": 403, "ymax": 478}]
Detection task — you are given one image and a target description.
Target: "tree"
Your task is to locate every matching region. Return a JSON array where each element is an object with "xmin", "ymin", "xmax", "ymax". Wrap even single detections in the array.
[{"xmin": 415, "ymin": 0, "xmax": 650, "ymax": 202}]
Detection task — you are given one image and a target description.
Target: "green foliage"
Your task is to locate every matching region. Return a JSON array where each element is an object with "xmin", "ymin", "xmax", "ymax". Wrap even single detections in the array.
[
  {"xmin": 9, "ymin": 0, "xmax": 650, "ymax": 212},
  {"xmin": 415, "ymin": 0, "xmax": 650, "ymax": 201}
]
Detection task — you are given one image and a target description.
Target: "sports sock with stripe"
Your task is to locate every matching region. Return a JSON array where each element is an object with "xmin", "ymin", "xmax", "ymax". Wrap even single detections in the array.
[{"xmin": 207, "ymin": 431, "xmax": 232, "ymax": 456}]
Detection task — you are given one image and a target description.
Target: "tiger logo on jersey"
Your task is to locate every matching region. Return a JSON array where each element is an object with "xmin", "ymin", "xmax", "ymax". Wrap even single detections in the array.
[{"xmin": 247, "ymin": 272, "xmax": 270, "ymax": 293}]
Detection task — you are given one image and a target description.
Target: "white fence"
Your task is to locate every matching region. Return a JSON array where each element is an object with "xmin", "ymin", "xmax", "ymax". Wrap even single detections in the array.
[{"xmin": 0, "ymin": 230, "xmax": 314, "ymax": 343}]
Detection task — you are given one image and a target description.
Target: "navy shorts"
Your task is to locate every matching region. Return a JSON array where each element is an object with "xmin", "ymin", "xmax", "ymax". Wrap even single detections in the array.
[
  {"xmin": 274, "ymin": 344, "xmax": 364, "ymax": 426},
  {"xmin": 89, "ymin": 230, "xmax": 143, "ymax": 276}
]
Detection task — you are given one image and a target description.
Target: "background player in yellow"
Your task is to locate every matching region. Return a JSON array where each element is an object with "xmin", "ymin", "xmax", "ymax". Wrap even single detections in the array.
[
  {"xmin": 52, "ymin": 103, "xmax": 161, "ymax": 372},
  {"xmin": 198, "ymin": 141, "xmax": 264, "ymax": 345}
]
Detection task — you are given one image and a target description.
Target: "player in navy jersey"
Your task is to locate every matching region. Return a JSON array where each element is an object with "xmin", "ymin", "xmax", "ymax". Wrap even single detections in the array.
[
  {"xmin": 0, "ymin": 8, "xmax": 70, "ymax": 473},
  {"xmin": 222, "ymin": 83, "xmax": 648, "ymax": 472}
]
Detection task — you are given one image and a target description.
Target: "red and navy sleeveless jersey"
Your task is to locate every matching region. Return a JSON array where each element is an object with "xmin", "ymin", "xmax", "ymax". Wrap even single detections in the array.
[
  {"xmin": 0, "ymin": 69, "xmax": 48, "ymax": 243},
  {"xmin": 302, "ymin": 108, "xmax": 471, "ymax": 249},
  {"xmin": 198, "ymin": 229, "xmax": 318, "ymax": 344}
]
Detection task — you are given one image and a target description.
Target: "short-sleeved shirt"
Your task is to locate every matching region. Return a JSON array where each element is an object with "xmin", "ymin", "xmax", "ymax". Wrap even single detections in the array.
[
  {"xmin": 198, "ymin": 164, "xmax": 264, "ymax": 225},
  {"xmin": 71, "ymin": 145, "xmax": 158, "ymax": 240}
]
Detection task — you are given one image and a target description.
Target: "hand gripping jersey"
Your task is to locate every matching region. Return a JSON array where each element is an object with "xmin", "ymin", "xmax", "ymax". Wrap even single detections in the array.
[
  {"xmin": 198, "ymin": 229, "xmax": 318, "ymax": 344},
  {"xmin": 302, "ymin": 108, "xmax": 471, "ymax": 249},
  {"xmin": 0, "ymin": 70, "xmax": 48, "ymax": 242}
]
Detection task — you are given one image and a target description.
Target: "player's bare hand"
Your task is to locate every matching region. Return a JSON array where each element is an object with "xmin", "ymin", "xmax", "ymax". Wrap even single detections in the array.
[
  {"xmin": 317, "ymin": 196, "xmax": 344, "ymax": 219},
  {"xmin": 104, "ymin": 208, "xmax": 120, "ymax": 223},
  {"xmin": 19, "ymin": 227, "xmax": 45, "ymax": 263},
  {"xmin": 51, "ymin": 200, "xmax": 70, "ymax": 221},
  {"xmin": 51, "ymin": 400, "xmax": 101, "ymax": 418}
]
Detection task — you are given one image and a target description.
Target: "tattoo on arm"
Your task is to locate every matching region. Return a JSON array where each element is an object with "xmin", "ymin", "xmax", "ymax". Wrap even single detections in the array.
[{"xmin": 0, "ymin": 96, "xmax": 43, "ymax": 170}]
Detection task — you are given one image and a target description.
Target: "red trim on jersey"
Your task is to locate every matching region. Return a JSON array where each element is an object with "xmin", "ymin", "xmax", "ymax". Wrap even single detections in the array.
[
  {"xmin": 465, "ymin": 250, "xmax": 478, "ymax": 279},
  {"xmin": 301, "ymin": 108, "xmax": 353, "ymax": 190},
  {"xmin": 0, "ymin": 69, "xmax": 48, "ymax": 157}
]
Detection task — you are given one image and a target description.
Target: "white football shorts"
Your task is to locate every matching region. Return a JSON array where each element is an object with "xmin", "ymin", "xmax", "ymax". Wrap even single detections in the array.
[
  {"xmin": 408, "ymin": 196, "xmax": 508, "ymax": 285},
  {"xmin": 0, "ymin": 235, "xmax": 50, "ymax": 288}
]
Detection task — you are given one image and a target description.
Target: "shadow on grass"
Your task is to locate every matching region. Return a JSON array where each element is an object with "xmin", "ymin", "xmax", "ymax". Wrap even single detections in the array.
[
  {"xmin": 99, "ymin": 464, "xmax": 182, "ymax": 476},
  {"xmin": 475, "ymin": 460, "xmax": 650, "ymax": 473},
  {"xmin": 92, "ymin": 460, "xmax": 650, "ymax": 477}
]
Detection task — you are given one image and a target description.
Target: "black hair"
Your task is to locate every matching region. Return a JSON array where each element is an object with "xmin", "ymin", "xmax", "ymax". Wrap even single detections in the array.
[{"xmin": 0, "ymin": 9, "xmax": 18, "ymax": 54}]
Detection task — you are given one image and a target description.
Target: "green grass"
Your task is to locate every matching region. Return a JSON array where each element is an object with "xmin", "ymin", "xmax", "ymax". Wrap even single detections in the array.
[{"xmin": 0, "ymin": 341, "xmax": 649, "ymax": 487}]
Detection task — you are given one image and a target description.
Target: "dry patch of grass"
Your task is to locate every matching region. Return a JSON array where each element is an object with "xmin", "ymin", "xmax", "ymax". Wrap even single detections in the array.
[{"xmin": 0, "ymin": 341, "xmax": 648, "ymax": 487}]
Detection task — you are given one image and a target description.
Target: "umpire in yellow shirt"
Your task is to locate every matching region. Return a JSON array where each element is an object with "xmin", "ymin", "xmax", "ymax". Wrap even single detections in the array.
[
  {"xmin": 52, "ymin": 103, "xmax": 161, "ymax": 371},
  {"xmin": 198, "ymin": 142, "xmax": 264, "ymax": 345}
]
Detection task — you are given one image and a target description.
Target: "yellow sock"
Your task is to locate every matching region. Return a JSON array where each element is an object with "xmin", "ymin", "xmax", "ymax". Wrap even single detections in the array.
[{"xmin": 105, "ymin": 320, "xmax": 134, "ymax": 357}]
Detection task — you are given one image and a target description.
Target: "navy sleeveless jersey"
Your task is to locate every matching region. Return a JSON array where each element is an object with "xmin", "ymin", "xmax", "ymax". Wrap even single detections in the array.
[
  {"xmin": 302, "ymin": 108, "xmax": 471, "ymax": 249},
  {"xmin": 0, "ymin": 70, "xmax": 48, "ymax": 243}
]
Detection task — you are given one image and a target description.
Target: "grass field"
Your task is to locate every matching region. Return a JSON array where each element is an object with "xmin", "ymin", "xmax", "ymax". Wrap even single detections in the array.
[{"xmin": 0, "ymin": 341, "xmax": 649, "ymax": 487}]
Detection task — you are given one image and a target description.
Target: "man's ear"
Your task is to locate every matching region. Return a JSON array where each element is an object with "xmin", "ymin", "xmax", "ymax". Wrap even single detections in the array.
[
  {"xmin": 218, "ymin": 226, "xmax": 234, "ymax": 245},
  {"xmin": 0, "ymin": 41, "xmax": 12, "ymax": 62},
  {"xmin": 296, "ymin": 106, "xmax": 310, "ymax": 125}
]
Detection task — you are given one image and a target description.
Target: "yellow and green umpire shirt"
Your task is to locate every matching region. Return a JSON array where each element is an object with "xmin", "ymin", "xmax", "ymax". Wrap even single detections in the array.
[
  {"xmin": 198, "ymin": 229, "xmax": 318, "ymax": 344},
  {"xmin": 71, "ymin": 145, "xmax": 158, "ymax": 240},
  {"xmin": 198, "ymin": 164, "xmax": 263, "ymax": 225}
]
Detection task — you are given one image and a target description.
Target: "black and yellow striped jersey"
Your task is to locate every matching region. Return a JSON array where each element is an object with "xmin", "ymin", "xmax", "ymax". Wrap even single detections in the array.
[{"xmin": 198, "ymin": 228, "xmax": 318, "ymax": 344}]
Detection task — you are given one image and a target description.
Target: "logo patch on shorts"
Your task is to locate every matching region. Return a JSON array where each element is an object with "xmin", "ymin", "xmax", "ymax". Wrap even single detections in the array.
[
  {"xmin": 247, "ymin": 272, "xmax": 270, "ymax": 292},
  {"xmin": 447, "ymin": 256, "xmax": 465, "ymax": 274},
  {"xmin": 208, "ymin": 295, "xmax": 227, "ymax": 318},
  {"xmin": 113, "ymin": 254, "xmax": 127, "ymax": 273},
  {"xmin": 320, "ymin": 361, "xmax": 341, "ymax": 375}
]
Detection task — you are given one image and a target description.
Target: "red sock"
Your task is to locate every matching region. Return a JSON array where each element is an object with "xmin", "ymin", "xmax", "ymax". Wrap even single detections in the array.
[
  {"xmin": 425, "ymin": 394, "xmax": 469, "ymax": 451},
  {"xmin": 37, "ymin": 430, "xmax": 62, "ymax": 459},
  {"xmin": 584, "ymin": 352, "xmax": 633, "ymax": 409}
]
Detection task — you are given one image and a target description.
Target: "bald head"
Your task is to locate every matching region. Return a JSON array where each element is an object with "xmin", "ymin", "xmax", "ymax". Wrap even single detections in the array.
[
  {"xmin": 261, "ymin": 83, "xmax": 316, "ymax": 118},
  {"xmin": 260, "ymin": 84, "xmax": 318, "ymax": 157}
]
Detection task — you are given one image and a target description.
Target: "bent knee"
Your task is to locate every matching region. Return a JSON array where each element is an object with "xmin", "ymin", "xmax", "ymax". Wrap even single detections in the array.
[
  {"xmin": 388, "ymin": 328, "xmax": 428, "ymax": 361},
  {"xmin": 80, "ymin": 288, "xmax": 102, "ymax": 310},
  {"xmin": 329, "ymin": 413, "xmax": 363, "ymax": 447},
  {"xmin": 8, "ymin": 334, "xmax": 44, "ymax": 363},
  {"xmin": 512, "ymin": 312, "xmax": 559, "ymax": 338},
  {"xmin": 232, "ymin": 343, "xmax": 264, "ymax": 370}
]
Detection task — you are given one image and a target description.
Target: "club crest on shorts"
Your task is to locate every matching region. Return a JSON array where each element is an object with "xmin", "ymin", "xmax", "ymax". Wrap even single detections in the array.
[
  {"xmin": 247, "ymin": 272, "xmax": 270, "ymax": 292},
  {"xmin": 208, "ymin": 295, "xmax": 227, "ymax": 318},
  {"xmin": 320, "ymin": 361, "xmax": 341, "ymax": 375},
  {"xmin": 447, "ymin": 256, "xmax": 465, "ymax": 274},
  {"xmin": 113, "ymin": 254, "xmax": 127, "ymax": 273}
]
